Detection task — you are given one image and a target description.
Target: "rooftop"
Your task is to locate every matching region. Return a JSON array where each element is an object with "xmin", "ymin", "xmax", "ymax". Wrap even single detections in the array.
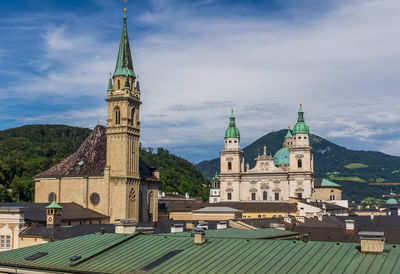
[
  {"xmin": 1, "ymin": 232, "xmax": 400, "ymax": 273},
  {"xmin": 192, "ymin": 206, "xmax": 243, "ymax": 213}
]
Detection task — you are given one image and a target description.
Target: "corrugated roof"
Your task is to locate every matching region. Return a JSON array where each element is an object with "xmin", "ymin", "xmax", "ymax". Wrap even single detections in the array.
[
  {"xmin": 192, "ymin": 206, "xmax": 243, "ymax": 213},
  {"xmin": 1, "ymin": 232, "xmax": 400, "ymax": 273},
  {"xmin": 159, "ymin": 228, "xmax": 298, "ymax": 239}
]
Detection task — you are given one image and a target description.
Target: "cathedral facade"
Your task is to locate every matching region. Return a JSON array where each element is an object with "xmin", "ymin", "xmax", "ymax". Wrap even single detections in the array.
[
  {"xmin": 211, "ymin": 105, "xmax": 314, "ymax": 203},
  {"xmin": 34, "ymin": 9, "xmax": 159, "ymax": 223}
]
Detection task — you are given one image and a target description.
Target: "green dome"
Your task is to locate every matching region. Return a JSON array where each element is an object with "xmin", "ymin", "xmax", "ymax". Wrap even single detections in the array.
[
  {"xmin": 225, "ymin": 111, "xmax": 240, "ymax": 138},
  {"xmin": 386, "ymin": 198, "xmax": 398, "ymax": 205},
  {"xmin": 274, "ymin": 147, "xmax": 290, "ymax": 166},
  {"xmin": 212, "ymin": 173, "xmax": 220, "ymax": 181},
  {"xmin": 293, "ymin": 105, "xmax": 309, "ymax": 134}
]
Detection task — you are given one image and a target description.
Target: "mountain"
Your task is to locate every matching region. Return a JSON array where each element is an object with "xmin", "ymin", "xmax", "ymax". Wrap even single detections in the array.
[
  {"xmin": 0, "ymin": 125, "xmax": 209, "ymax": 203},
  {"xmin": 195, "ymin": 129, "xmax": 400, "ymax": 202}
]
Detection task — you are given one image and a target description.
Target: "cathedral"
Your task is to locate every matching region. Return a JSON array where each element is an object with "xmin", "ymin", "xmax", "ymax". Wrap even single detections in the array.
[
  {"xmin": 34, "ymin": 9, "xmax": 160, "ymax": 223},
  {"xmin": 210, "ymin": 105, "xmax": 314, "ymax": 203}
]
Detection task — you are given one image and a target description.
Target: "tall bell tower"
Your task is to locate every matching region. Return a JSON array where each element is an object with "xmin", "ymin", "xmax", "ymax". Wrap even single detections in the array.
[{"xmin": 105, "ymin": 8, "xmax": 143, "ymax": 222}]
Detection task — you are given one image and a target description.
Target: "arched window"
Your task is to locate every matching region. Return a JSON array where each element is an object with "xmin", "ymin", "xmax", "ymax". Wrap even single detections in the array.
[
  {"xmin": 275, "ymin": 192, "xmax": 279, "ymax": 201},
  {"xmin": 297, "ymin": 159, "xmax": 302, "ymax": 168},
  {"xmin": 251, "ymin": 193, "xmax": 256, "ymax": 200},
  {"xmin": 263, "ymin": 191, "xmax": 267, "ymax": 200},
  {"xmin": 228, "ymin": 162, "xmax": 232, "ymax": 170},
  {"xmin": 227, "ymin": 193, "xmax": 232, "ymax": 200},
  {"xmin": 330, "ymin": 195, "xmax": 335, "ymax": 200},
  {"xmin": 115, "ymin": 107, "xmax": 121, "ymax": 125},
  {"xmin": 117, "ymin": 80, "xmax": 120, "ymax": 89},
  {"xmin": 130, "ymin": 108, "xmax": 135, "ymax": 126}
]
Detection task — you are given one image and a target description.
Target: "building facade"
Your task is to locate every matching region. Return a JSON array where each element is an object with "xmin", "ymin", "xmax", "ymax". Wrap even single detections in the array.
[
  {"xmin": 34, "ymin": 9, "xmax": 159, "ymax": 223},
  {"xmin": 215, "ymin": 105, "xmax": 314, "ymax": 203}
]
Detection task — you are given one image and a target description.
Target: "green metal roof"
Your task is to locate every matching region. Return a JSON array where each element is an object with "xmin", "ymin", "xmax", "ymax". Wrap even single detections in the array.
[
  {"xmin": 2, "ymin": 232, "xmax": 400, "ymax": 273},
  {"xmin": 284, "ymin": 129, "xmax": 293, "ymax": 138},
  {"xmin": 320, "ymin": 179, "xmax": 342, "ymax": 188},
  {"xmin": 212, "ymin": 173, "xmax": 220, "ymax": 181},
  {"xmin": 192, "ymin": 206, "xmax": 243, "ymax": 213},
  {"xmin": 386, "ymin": 198, "xmax": 398, "ymax": 205},
  {"xmin": 45, "ymin": 199, "xmax": 63, "ymax": 209},
  {"xmin": 160, "ymin": 228, "xmax": 298, "ymax": 239},
  {"xmin": 273, "ymin": 147, "xmax": 290, "ymax": 166},
  {"xmin": 293, "ymin": 105, "xmax": 310, "ymax": 134},
  {"xmin": 114, "ymin": 9, "xmax": 135, "ymax": 78},
  {"xmin": 107, "ymin": 73, "xmax": 113, "ymax": 91},
  {"xmin": 225, "ymin": 111, "xmax": 240, "ymax": 138}
]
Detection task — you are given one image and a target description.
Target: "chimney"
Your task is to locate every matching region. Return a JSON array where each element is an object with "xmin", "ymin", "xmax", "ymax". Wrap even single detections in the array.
[
  {"xmin": 284, "ymin": 217, "xmax": 291, "ymax": 224},
  {"xmin": 359, "ymin": 231, "xmax": 385, "ymax": 253},
  {"xmin": 115, "ymin": 218, "xmax": 137, "ymax": 234},
  {"xmin": 192, "ymin": 227, "xmax": 206, "ymax": 244},
  {"xmin": 295, "ymin": 216, "xmax": 305, "ymax": 223},
  {"xmin": 345, "ymin": 220, "xmax": 355, "ymax": 230},
  {"xmin": 217, "ymin": 221, "xmax": 228, "ymax": 229},
  {"xmin": 171, "ymin": 223, "xmax": 184, "ymax": 233}
]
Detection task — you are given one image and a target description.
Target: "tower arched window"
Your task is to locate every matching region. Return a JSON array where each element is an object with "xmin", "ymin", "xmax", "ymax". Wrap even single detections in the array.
[
  {"xmin": 330, "ymin": 194, "xmax": 335, "ymax": 200},
  {"xmin": 263, "ymin": 191, "xmax": 267, "ymax": 200},
  {"xmin": 115, "ymin": 107, "xmax": 121, "ymax": 125},
  {"xmin": 117, "ymin": 80, "xmax": 120, "ymax": 90},
  {"xmin": 228, "ymin": 162, "xmax": 232, "ymax": 170},
  {"xmin": 297, "ymin": 159, "xmax": 302, "ymax": 168},
  {"xmin": 130, "ymin": 108, "xmax": 135, "ymax": 126}
]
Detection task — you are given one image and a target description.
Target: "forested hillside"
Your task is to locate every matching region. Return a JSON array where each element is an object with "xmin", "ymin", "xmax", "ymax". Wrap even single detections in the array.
[
  {"xmin": 196, "ymin": 129, "xmax": 400, "ymax": 202},
  {"xmin": 0, "ymin": 125, "xmax": 209, "ymax": 202},
  {"xmin": 0, "ymin": 125, "xmax": 92, "ymax": 202}
]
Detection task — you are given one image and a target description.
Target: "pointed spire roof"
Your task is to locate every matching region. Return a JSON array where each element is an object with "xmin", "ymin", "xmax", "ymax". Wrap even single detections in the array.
[
  {"xmin": 114, "ymin": 8, "xmax": 135, "ymax": 77},
  {"xmin": 284, "ymin": 125, "xmax": 293, "ymax": 138},
  {"xmin": 107, "ymin": 73, "xmax": 113, "ymax": 91},
  {"xmin": 135, "ymin": 79, "xmax": 140, "ymax": 93},
  {"xmin": 46, "ymin": 196, "xmax": 63, "ymax": 209}
]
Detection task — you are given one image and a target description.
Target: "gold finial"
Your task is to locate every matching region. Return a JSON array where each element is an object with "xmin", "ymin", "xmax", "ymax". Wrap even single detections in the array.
[
  {"xmin": 231, "ymin": 106, "xmax": 234, "ymax": 114},
  {"xmin": 299, "ymin": 101, "xmax": 302, "ymax": 108},
  {"xmin": 263, "ymin": 146, "xmax": 267, "ymax": 155},
  {"xmin": 288, "ymin": 124, "xmax": 290, "ymax": 129}
]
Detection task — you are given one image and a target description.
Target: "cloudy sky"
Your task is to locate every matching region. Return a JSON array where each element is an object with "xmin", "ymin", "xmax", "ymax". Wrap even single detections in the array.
[{"xmin": 1, "ymin": 0, "xmax": 400, "ymax": 163}]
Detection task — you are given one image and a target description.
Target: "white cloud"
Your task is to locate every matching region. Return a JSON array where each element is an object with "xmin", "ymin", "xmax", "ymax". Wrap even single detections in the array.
[{"xmin": 5, "ymin": 0, "xmax": 400, "ymax": 161}]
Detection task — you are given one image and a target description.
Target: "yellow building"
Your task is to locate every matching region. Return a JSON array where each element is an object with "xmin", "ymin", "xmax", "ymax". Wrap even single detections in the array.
[{"xmin": 34, "ymin": 9, "xmax": 160, "ymax": 223}]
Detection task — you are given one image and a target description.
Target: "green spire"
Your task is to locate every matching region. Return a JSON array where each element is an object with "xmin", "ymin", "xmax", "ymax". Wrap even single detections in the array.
[
  {"xmin": 46, "ymin": 196, "xmax": 63, "ymax": 209},
  {"xmin": 107, "ymin": 73, "xmax": 113, "ymax": 91},
  {"xmin": 293, "ymin": 104, "xmax": 310, "ymax": 134},
  {"xmin": 284, "ymin": 126, "xmax": 293, "ymax": 138},
  {"xmin": 114, "ymin": 8, "xmax": 135, "ymax": 78},
  {"xmin": 135, "ymin": 80, "xmax": 140, "ymax": 93},
  {"xmin": 124, "ymin": 74, "xmax": 131, "ymax": 90},
  {"xmin": 225, "ymin": 107, "xmax": 240, "ymax": 138}
]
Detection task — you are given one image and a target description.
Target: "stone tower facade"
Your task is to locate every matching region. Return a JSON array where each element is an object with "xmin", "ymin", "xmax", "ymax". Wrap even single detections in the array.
[
  {"xmin": 219, "ymin": 109, "xmax": 244, "ymax": 201},
  {"xmin": 105, "ymin": 9, "xmax": 157, "ymax": 223}
]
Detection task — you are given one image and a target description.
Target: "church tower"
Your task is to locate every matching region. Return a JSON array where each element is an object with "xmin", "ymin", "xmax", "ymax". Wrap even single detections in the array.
[
  {"xmin": 219, "ymin": 109, "xmax": 244, "ymax": 201},
  {"xmin": 105, "ymin": 9, "xmax": 145, "ymax": 222},
  {"xmin": 289, "ymin": 104, "xmax": 314, "ymax": 199}
]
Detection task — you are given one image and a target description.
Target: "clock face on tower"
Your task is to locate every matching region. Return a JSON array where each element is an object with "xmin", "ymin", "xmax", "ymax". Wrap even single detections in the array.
[{"xmin": 47, "ymin": 215, "xmax": 54, "ymax": 224}]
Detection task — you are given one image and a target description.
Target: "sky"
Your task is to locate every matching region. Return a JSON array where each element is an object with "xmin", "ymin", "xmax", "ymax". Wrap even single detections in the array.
[{"xmin": 1, "ymin": 0, "xmax": 400, "ymax": 163}]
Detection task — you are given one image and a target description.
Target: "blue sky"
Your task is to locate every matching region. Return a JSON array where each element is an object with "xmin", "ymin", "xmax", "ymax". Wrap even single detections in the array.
[{"xmin": 2, "ymin": 0, "xmax": 400, "ymax": 163}]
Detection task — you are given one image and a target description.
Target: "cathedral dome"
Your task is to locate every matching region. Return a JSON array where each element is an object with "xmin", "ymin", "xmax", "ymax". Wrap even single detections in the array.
[
  {"xmin": 274, "ymin": 147, "xmax": 289, "ymax": 166},
  {"xmin": 225, "ymin": 111, "xmax": 240, "ymax": 138},
  {"xmin": 386, "ymin": 198, "xmax": 398, "ymax": 205},
  {"xmin": 293, "ymin": 105, "xmax": 309, "ymax": 134}
]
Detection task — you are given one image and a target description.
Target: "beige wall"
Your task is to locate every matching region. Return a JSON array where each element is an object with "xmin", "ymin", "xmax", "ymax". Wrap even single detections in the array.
[
  {"xmin": 314, "ymin": 187, "xmax": 342, "ymax": 200},
  {"xmin": 19, "ymin": 237, "xmax": 46, "ymax": 249}
]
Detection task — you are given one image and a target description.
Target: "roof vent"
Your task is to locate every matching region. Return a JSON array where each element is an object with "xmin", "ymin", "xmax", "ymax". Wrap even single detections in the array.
[
  {"xmin": 217, "ymin": 221, "xmax": 228, "ymax": 229},
  {"xmin": 171, "ymin": 223, "xmax": 184, "ymax": 233},
  {"xmin": 284, "ymin": 217, "xmax": 291, "ymax": 224},
  {"xmin": 359, "ymin": 231, "xmax": 385, "ymax": 253},
  {"xmin": 345, "ymin": 220, "xmax": 355, "ymax": 230},
  {"xmin": 25, "ymin": 252, "xmax": 48, "ymax": 261},
  {"xmin": 70, "ymin": 255, "xmax": 81, "ymax": 262}
]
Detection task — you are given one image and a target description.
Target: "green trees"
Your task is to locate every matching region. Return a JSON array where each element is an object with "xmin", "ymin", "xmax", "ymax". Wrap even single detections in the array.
[
  {"xmin": 140, "ymin": 147, "xmax": 209, "ymax": 201},
  {"xmin": 0, "ymin": 125, "xmax": 92, "ymax": 202}
]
